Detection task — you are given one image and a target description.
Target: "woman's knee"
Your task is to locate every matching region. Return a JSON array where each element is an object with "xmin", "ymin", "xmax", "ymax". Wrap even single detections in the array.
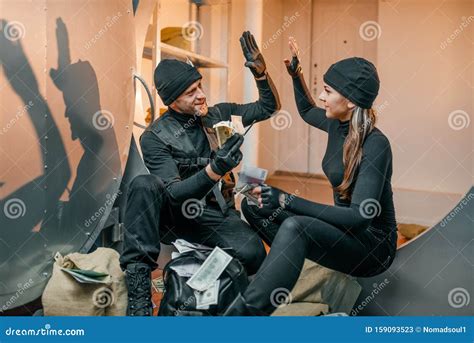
[{"xmin": 279, "ymin": 217, "xmax": 306, "ymax": 237}]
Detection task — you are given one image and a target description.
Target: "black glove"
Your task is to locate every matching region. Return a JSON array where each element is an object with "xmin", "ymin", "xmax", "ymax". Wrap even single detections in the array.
[
  {"xmin": 210, "ymin": 134, "xmax": 244, "ymax": 176},
  {"xmin": 239, "ymin": 31, "xmax": 266, "ymax": 78},
  {"xmin": 285, "ymin": 55, "xmax": 302, "ymax": 77},
  {"xmin": 261, "ymin": 185, "xmax": 289, "ymax": 209}
]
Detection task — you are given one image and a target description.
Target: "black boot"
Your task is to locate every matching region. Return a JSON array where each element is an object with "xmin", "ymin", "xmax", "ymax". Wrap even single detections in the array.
[
  {"xmin": 223, "ymin": 293, "xmax": 267, "ymax": 316},
  {"xmin": 125, "ymin": 263, "xmax": 153, "ymax": 316}
]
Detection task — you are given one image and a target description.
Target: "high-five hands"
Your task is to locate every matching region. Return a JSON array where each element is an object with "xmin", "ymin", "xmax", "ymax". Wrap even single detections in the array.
[
  {"xmin": 283, "ymin": 36, "xmax": 302, "ymax": 77},
  {"xmin": 239, "ymin": 31, "xmax": 266, "ymax": 78}
]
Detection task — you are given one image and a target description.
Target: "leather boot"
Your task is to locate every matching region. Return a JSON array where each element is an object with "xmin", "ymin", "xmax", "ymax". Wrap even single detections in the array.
[
  {"xmin": 223, "ymin": 293, "xmax": 267, "ymax": 316},
  {"xmin": 125, "ymin": 263, "xmax": 153, "ymax": 316}
]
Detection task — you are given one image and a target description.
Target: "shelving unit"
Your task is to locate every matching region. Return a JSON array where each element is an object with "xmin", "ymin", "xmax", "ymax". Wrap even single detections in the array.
[
  {"xmin": 143, "ymin": 42, "xmax": 227, "ymax": 69},
  {"xmin": 133, "ymin": 0, "xmax": 231, "ymax": 145}
]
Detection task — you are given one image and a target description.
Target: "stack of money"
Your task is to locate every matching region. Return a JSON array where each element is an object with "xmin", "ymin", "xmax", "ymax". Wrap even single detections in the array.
[
  {"xmin": 235, "ymin": 165, "xmax": 268, "ymax": 205},
  {"xmin": 213, "ymin": 121, "xmax": 235, "ymax": 148},
  {"xmin": 60, "ymin": 268, "xmax": 110, "ymax": 284}
]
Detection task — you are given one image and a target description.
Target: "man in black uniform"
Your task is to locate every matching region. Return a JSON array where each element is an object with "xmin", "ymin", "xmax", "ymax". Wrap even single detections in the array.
[{"xmin": 119, "ymin": 32, "xmax": 280, "ymax": 316}]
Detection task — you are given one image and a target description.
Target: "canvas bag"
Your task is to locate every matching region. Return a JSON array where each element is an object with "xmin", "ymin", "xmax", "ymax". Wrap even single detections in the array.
[{"xmin": 42, "ymin": 247, "xmax": 127, "ymax": 316}]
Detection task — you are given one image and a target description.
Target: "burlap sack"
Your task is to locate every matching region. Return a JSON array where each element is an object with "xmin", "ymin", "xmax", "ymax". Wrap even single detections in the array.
[
  {"xmin": 272, "ymin": 259, "xmax": 361, "ymax": 316},
  {"xmin": 42, "ymin": 248, "xmax": 127, "ymax": 316}
]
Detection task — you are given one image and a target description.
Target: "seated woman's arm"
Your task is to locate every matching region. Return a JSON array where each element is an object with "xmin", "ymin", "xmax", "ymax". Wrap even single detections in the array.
[
  {"xmin": 291, "ymin": 70, "xmax": 329, "ymax": 132},
  {"xmin": 271, "ymin": 135, "xmax": 392, "ymax": 235},
  {"xmin": 284, "ymin": 37, "xmax": 329, "ymax": 132}
]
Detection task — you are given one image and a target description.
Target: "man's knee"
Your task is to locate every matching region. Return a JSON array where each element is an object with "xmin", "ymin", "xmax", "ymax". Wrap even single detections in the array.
[{"xmin": 129, "ymin": 174, "xmax": 166, "ymax": 194}]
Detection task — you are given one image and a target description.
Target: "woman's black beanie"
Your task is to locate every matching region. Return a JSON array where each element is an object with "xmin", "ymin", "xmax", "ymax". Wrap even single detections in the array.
[{"xmin": 323, "ymin": 57, "xmax": 380, "ymax": 109}]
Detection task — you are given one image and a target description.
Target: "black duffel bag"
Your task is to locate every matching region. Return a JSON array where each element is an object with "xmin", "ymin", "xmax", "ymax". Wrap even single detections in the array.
[{"xmin": 158, "ymin": 248, "xmax": 249, "ymax": 316}]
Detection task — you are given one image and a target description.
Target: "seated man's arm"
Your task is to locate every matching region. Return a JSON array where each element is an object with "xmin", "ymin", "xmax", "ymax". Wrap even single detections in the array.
[
  {"xmin": 216, "ymin": 73, "xmax": 281, "ymax": 127},
  {"xmin": 140, "ymin": 131, "xmax": 217, "ymax": 204},
  {"xmin": 216, "ymin": 31, "xmax": 280, "ymax": 127}
]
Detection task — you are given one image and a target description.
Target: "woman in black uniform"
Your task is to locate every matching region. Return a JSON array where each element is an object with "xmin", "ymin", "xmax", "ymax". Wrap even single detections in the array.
[{"xmin": 225, "ymin": 37, "xmax": 398, "ymax": 315}]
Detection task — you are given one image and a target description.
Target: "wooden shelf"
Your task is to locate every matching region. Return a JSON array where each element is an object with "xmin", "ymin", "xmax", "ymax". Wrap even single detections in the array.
[{"xmin": 143, "ymin": 42, "xmax": 227, "ymax": 69}]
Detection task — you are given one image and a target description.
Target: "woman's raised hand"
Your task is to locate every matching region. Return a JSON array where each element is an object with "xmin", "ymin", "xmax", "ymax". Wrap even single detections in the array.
[{"xmin": 284, "ymin": 36, "xmax": 302, "ymax": 77}]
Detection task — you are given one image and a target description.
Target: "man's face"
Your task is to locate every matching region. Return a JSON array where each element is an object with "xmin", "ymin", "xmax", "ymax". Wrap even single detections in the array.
[{"xmin": 170, "ymin": 79, "xmax": 208, "ymax": 116}]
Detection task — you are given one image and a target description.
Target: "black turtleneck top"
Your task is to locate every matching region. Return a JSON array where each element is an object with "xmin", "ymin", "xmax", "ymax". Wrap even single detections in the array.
[
  {"xmin": 140, "ymin": 76, "xmax": 280, "ymax": 204},
  {"xmin": 285, "ymin": 72, "xmax": 397, "ymax": 245}
]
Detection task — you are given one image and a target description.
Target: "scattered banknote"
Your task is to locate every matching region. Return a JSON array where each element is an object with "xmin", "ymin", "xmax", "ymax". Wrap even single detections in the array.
[
  {"xmin": 195, "ymin": 279, "xmax": 220, "ymax": 309},
  {"xmin": 172, "ymin": 239, "xmax": 213, "ymax": 254},
  {"xmin": 169, "ymin": 260, "xmax": 202, "ymax": 278},
  {"xmin": 186, "ymin": 247, "xmax": 232, "ymax": 292}
]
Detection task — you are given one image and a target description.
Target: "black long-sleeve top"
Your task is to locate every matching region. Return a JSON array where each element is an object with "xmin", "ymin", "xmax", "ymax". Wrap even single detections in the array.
[
  {"xmin": 286, "ymin": 73, "xmax": 397, "ymax": 239},
  {"xmin": 140, "ymin": 75, "xmax": 281, "ymax": 203}
]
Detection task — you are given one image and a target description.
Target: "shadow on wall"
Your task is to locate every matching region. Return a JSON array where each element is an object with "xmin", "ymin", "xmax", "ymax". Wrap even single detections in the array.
[{"xmin": 0, "ymin": 17, "xmax": 120, "ymax": 290}]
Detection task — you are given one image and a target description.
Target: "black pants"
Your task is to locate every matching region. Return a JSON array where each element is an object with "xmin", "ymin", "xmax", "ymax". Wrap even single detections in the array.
[
  {"xmin": 119, "ymin": 174, "xmax": 266, "ymax": 275},
  {"xmin": 240, "ymin": 199, "xmax": 397, "ymax": 314}
]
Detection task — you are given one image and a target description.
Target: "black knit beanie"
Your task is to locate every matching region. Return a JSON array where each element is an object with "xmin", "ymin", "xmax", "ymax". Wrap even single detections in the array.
[
  {"xmin": 154, "ymin": 59, "xmax": 202, "ymax": 106},
  {"xmin": 323, "ymin": 57, "xmax": 380, "ymax": 109}
]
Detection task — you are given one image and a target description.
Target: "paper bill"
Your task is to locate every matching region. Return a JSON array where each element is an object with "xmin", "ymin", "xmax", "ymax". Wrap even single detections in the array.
[
  {"xmin": 195, "ymin": 279, "xmax": 220, "ymax": 309},
  {"xmin": 169, "ymin": 261, "xmax": 201, "ymax": 278},
  {"xmin": 172, "ymin": 239, "xmax": 213, "ymax": 254},
  {"xmin": 186, "ymin": 247, "xmax": 232, "ymax": 292},
  {"xmin": 237, "ymin": 165, "xmax": 268, "ymax": 185},
  {"xmin": 230, "ymin": 115, "xmax": 245, "ymax": 135},
  {"xmin": 61, "ymin": 268, "xmax": 110, "ymax": 284},
  {"xmin": 213, "ymin": 121, "xmax": 235, "ymax": 148},
  {"xmin": 235, "ymin": 165, "xmax": 268, "ymax": 205}
]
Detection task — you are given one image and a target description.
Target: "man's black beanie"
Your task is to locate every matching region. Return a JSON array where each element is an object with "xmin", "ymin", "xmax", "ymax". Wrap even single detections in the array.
[
  {"xmin": 154, "ymin": 59, "xmax": 202, "ymax": 106},
  {"xmin": 323, "ymin": 57, "xmax": 380, "ymax": 109}
]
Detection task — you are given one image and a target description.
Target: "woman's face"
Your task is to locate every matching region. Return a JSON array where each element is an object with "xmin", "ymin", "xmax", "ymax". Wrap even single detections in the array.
[{"xmin": 318, "ymin": 82, "xmax": 354, "ymax": 121}]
